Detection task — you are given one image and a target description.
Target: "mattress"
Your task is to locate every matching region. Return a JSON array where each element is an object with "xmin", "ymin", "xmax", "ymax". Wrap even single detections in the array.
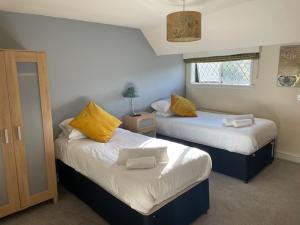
[
  {"xmin": 55, "ymin": 128, "xmax": 211, "ymax": 214},
  {"xmin": 156, "ymin": 111, "xmax": 277, "ymax": 155}
]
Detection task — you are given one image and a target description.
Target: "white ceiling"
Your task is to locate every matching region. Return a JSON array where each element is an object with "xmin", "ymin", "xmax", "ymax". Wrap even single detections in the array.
[
  {"xmin": 143, "ymin": 0, "xmax": 300, "ymax": 55},
  {"xmin": 0, "ymin": 0, "xmax": 249, "ymax": 28},
  {"xmin": 1, "ymin": 0, "xmax": 300, "ymax": 55}
]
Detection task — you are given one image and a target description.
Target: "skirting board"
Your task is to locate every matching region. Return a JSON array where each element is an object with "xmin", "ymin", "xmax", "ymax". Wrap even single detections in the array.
[{"xmin": 275, "ymin": 151, "xmax": 300, "ymax": 164}]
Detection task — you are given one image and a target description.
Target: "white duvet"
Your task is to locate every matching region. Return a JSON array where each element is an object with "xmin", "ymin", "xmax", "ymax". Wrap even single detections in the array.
[
  {"xmin": 55, "ymin": 128, "xmax": 211, "ymax": 214},
  {"xmin": 156, "ymin": 111, "xmax": 277, "ymax": 155}
]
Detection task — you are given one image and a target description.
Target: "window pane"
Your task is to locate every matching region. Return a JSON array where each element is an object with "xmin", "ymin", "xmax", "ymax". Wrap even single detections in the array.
[
  {"xmin": 197, "ymin": 62, "xmax": 221, "ymax": 83},
  {"xmin": 222, "ymin": 60, "xmax": 251, "ymax": 85},
  {"xmin": 194, "ymin": 59, "xmax": 252, "ymax": 85}
]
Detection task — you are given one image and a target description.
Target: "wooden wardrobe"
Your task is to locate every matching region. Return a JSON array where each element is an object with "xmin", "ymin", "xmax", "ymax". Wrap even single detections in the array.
[{"xmin": 0, "ymin": 49, "xmax": 57, "ymax": 218}]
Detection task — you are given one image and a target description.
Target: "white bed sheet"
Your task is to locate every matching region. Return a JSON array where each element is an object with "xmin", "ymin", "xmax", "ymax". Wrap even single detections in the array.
[
  {"xmin": 156, "ymin": 111, "xmax": 277, "ymax": 155},
  {"xmin": 55, "ymin": 128, "xmax": 211, "ymax": 214}
]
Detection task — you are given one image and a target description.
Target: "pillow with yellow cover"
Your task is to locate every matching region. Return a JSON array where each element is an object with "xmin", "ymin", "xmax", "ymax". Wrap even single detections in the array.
[
  {"xmin": 69, "ymin": 102, "xmax": 121, "ymax": 142},
  {"xmin": 170, "ymin": 95, "xmax": 197, "ymax": 117}
]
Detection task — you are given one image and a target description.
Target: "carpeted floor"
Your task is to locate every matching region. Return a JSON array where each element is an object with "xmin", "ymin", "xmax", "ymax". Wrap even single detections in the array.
[{"xmin": 1, "ymin": 159, "xmax": 300, "ymax": 225}]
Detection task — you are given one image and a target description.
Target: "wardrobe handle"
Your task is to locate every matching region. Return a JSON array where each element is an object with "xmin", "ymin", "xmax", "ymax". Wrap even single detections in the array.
[
  {"xmin": 17, "ymin": 126, "xmax": 22, "ymax": 141},
  {"xmin": 4, "ymin": 129, "xmax": 9, "ymax": 144}
]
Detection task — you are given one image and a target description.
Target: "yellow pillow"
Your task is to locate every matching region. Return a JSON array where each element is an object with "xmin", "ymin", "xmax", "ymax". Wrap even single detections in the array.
[
  {"xmin": 170, "ymin": 95, "xmax": 197, "ymax": 117},
  {"xmin": 69, "ymin": 102, "xmax": 121, "ymax": 142}
]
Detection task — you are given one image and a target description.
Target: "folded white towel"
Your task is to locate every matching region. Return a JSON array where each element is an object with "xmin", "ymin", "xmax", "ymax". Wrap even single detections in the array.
[
  {"xmin": 126, "ymin": 156, "xmax": 157, "ymax": 170},
  {"xmin": 117, "ymin": 147, "xmax": 168, "ymax": 165},
  {"xmin": 155, "ymin": 111, "xmax": 174, "ymax": 118},
  {"xmin": 223, "ymin": 114, "xmax": 254, "ymax": 126},
  {"xmin": 232, "ymin": 119, "xmax": 253, "ymax": 128}
]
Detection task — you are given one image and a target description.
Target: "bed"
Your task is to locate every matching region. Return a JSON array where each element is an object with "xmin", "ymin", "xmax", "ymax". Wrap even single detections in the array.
[
  {"xmin": 55, "ymin": 128, "xmax": 212, "ymax": 225},
  {"xmin": 156, "ymin": 111, "xmax": 277, "ymax": 183}
]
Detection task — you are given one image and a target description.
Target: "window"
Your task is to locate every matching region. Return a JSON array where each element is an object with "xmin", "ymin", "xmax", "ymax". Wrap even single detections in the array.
[{"xmin": 192, "ymin": 59, "xmax": 254, "ymax": 86}]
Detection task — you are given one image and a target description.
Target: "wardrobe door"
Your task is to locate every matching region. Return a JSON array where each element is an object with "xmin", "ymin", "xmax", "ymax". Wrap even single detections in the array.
[
  {"xmin": 5, "ymin": 51, "xmax": 57, "ymax": 209},
  {"xmin": 0, "ymin": 52, "xmax": 20, "ymax": 218}
]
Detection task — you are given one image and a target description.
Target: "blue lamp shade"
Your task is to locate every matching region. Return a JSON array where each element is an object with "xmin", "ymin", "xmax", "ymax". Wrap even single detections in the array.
[{"xmin": 122, "ymin": 86, "xmax": 139, "ymax": 98}]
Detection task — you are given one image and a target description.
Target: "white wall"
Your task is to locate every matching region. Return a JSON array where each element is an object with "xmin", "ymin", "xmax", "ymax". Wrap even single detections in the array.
[{"xmin": 186, "ymin": 45, "xmax": 300, "ymax": 162}]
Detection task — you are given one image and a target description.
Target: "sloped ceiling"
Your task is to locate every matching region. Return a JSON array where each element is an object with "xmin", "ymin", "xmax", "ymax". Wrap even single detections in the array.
[{"xmin": 1, "ymin": 0, "xmax": 299, "ymax": 55}]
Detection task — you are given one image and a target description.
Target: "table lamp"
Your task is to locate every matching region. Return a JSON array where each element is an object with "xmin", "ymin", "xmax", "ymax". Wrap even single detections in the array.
[{"xmin": 122, "ymin": 85, "xmax": 140, "ymax": 116}]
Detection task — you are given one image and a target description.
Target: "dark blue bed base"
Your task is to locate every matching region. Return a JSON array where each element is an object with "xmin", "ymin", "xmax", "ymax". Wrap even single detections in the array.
[
  {"xmin": 157, "ymin": 134, "xmax": 275, "ymax": 183},
  {"xmin": 56, "ymin": 160, "xmax": 209, "ymax": 225}
]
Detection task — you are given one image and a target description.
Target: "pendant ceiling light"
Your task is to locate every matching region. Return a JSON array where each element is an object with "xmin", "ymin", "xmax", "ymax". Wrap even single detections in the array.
[{"xmin": 167, "ymin": 0, "xmax": 201, "ymax": 42}]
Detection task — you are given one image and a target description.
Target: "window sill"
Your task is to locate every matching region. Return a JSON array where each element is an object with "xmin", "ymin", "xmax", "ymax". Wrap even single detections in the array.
[{"xmin": 189, "ymin": 82, "xmax": 254, "ymax": 89}]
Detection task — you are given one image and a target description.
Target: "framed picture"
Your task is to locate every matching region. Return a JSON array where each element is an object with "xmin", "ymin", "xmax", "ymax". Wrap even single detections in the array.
[{"xmin": 277, "ymin": 45, "xmax": 300, "ymax": 87}]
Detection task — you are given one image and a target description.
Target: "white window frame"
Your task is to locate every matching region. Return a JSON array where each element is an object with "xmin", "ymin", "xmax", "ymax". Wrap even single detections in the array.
[{"xmin": 189, "ymin": 59, "xmax": 258, "ymax": 88}]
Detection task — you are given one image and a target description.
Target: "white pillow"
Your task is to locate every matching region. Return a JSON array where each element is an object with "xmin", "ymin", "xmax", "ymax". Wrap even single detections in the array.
[
  {"xmin": 151, "ymin": 98, "xmax": 175, "ymax": 118},
  {"xmin": 59, "ymin": 118, "xmax": 87, "ymax": 140},
  {"xmin": 151, "ymin": 99, "xmax": 171, "ymax": 113}
]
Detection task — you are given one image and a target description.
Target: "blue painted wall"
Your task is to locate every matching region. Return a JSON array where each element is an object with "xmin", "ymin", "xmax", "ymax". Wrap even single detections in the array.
[{"xmin": 0, "ymin": 11, "xmax": 184, "ymax": 134}]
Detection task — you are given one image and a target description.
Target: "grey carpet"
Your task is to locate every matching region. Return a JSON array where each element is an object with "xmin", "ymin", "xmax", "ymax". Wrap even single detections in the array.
[{"xmin": 1, "ymin": 159, "xmax": 299, "ymax": 225}]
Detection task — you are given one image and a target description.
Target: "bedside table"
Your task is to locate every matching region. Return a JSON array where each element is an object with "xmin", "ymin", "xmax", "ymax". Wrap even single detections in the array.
[{"xmin": 123, "ymin": 112, "xmax": 156, "ymax": 137}]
